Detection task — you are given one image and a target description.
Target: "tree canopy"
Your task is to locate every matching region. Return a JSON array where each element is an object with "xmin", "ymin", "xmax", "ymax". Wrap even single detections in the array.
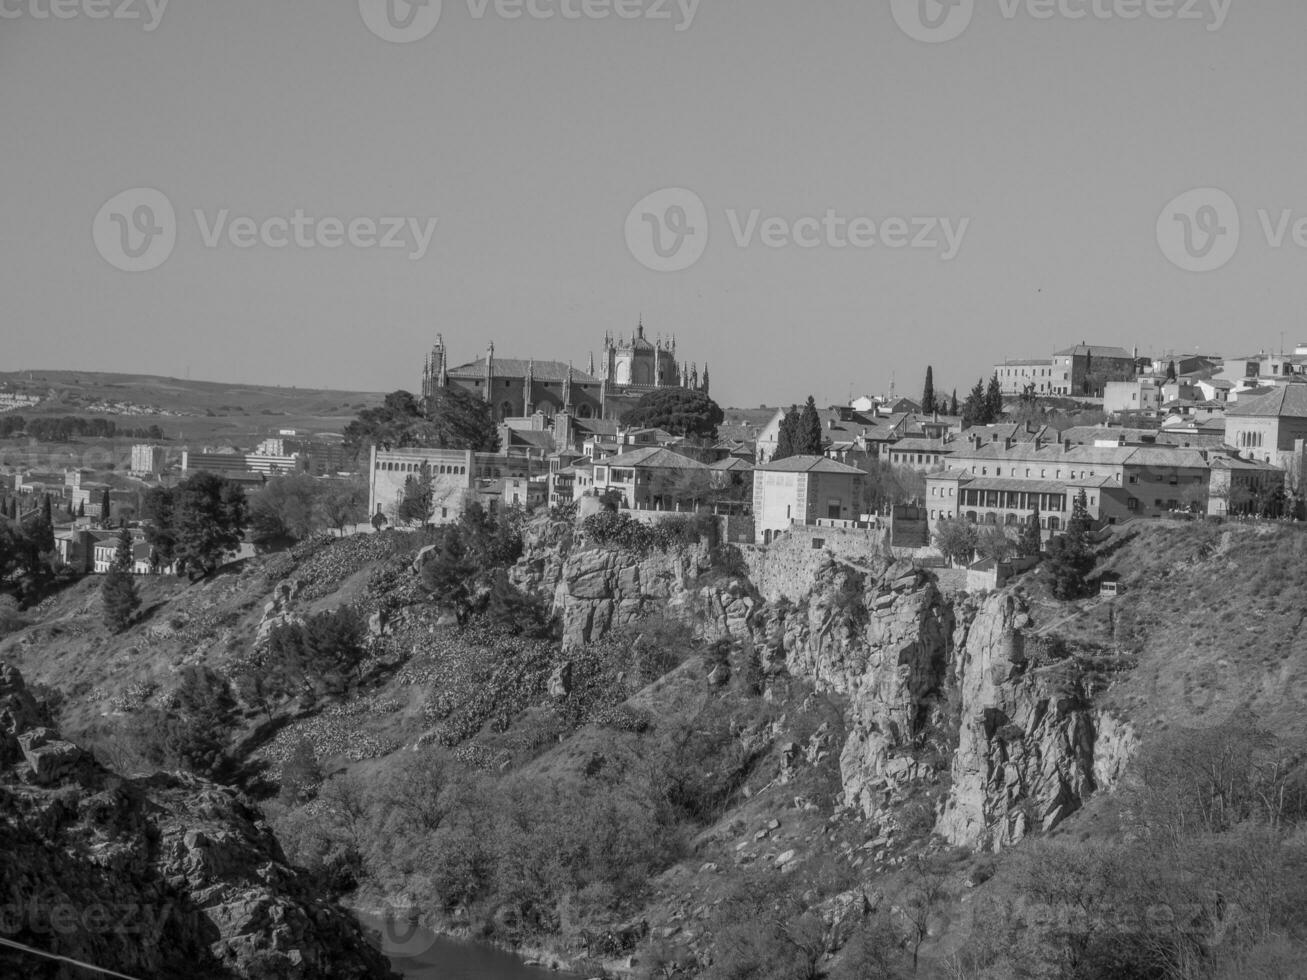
[
  {"xmin": 145, "ymin": 472, "xmax": 249, "ymax": 579},
  {"xmin": 344, "ymin": 387, "xmax": 500, "ymax": 457},
  {"xmin": 620, "ymin": 388, "xmax": 724, "ymax": 440}
]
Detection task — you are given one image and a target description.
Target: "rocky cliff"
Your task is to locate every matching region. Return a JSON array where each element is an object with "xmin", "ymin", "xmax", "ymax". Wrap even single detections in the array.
[
  {"xmin": 523, "ymin": 531, "xmax": 1136, "ymax": 853},
  {"xmin": 0, "ymin": 663, "xmax": 395, "ymax": 980}
]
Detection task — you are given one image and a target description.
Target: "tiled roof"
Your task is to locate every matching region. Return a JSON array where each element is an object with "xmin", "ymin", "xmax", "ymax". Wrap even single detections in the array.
[
  {"xmin": 600, "ymin": 447, "xmax": 710, "ymax": 470},
  {"xmin": 447, "ymin": 358, "xmax": 600, "ymax": 384},
  {"xmin": 1053, "ymin": 344, "xmax": 1134, "ymax": 360},
  {"xmin": 1226, "ymin": 384, "xmax": 1307, "ymax": 419},
  {"xmin": 710, "ymin": 457, "xmax": 754, "ymax": 471},
  {"xmin": 758, "ymin": 455, "xmax": 866, "ymax": 475}
]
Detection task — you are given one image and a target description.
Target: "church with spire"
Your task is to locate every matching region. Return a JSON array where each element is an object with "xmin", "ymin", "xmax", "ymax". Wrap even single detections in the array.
[{"xmin": 419, "ymin": 320, "xmax": 710, "ymax": 422}]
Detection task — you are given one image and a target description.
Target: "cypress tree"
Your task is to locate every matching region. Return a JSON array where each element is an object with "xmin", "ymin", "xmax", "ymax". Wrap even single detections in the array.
[
  {"xmin": 101, "ymin": 526, "xmax": 140, "ymax": 632},
  {"xmin": 949, "ymin": 390, "xmax": 960, "ymax": 416},
  {"xmin": 774, "ymin": 405, "xmax": 800, "ymax": 462},
  {"xmin": 798, "ymin": 396, "xmax": 824, "ymax": 455},
  {"xmin": 985, "ymin": 374, "xmax": 1004, "ymax": 423},
  {"xmin": 1020, "ymin": 505, "xmax": 1043, "ymax": 558},
  {"xmin": 922, "ymin": 367, "xmax": 936, "ymax": 416}
]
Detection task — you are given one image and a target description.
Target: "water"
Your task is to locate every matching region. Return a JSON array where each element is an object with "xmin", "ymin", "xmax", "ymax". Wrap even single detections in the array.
[{"xmin": 355, "ymin": 911, "xmax": 570, "ymax": 980}]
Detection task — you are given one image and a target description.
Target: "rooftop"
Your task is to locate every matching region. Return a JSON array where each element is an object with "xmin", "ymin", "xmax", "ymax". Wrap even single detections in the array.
[
  {"xmin": 447, "ymin": 358, "xmax": 600, "ymax": 384},
  {"xmin": 1226, "ymin": 384, "xmax": 1307, "ymax": 419},
  {"xmin": 758, "ymin": 455, "xmax": 867, "ymax": 475},
  {"xmin": 1054, "ymin": 344, "xmax": 1135, "ymax": 360}
]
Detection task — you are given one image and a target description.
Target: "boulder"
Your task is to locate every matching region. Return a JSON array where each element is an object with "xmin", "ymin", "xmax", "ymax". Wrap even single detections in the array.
[{"xmin": 17, "ymin": 728, "xmax": 84, "ymax": 785}]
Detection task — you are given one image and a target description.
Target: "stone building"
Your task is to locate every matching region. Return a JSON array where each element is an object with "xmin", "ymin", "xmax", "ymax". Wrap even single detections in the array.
[
  {"xmin": 1051, "ymin": 344, "xmax": 1139, "ymax": 397},
  {"xmin": 752, "ymin": 455, "xmax": 866, "ymax": 545},
  {"xmin": 418, "ymin": 321, "xmax": 709, "ymax": 423}
]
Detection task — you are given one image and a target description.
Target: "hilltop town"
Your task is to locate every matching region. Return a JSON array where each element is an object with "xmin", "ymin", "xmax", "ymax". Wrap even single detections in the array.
[{"xmin": 2, "ymin": 331, "xmax": 1307, "ymax": 977}]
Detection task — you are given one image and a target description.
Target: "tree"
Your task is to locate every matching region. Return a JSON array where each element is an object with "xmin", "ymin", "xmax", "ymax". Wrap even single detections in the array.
[
  {"xmin": 101, "ymin": 526, "xmax": 140, "ymax": 633},
  {"xmin": 37, "ymin": 495, "xmax": 55, "ymax": 554},
  {"xmin": 922, "ymin": 366, "xmax": 936, "ymax": 416},
  {"xmin": 949, "ymin": 389, "xmax": 960, "ymax": 417},
  {"xmin": 419, "ymin": 527, "xmax": 477, "ymax": 619},
  {"xmin": 100, "ymin": 488, "xmax": 111, "ymax": 523},
  {"xmin": 248, "ymin": 473, "xmax": 321, "ymax": 545},
  {"xmin": 76, "ymin": 500, "xmax": 85, "ymax": 519},
  {"xmin": 1045, "ymin": 490, "xmax": 1093, "ymax": 599},
  {"xmin": 396, "ymin": 465, "xmax": 435, "ymax": 527},
  {"xmin": 1165, "ymin": 360, "xmax": 1178, "ymax": 383},
  {"xmin": 797, "ymin": 396, "xmax": 823, "ymax": 455},
  {"xmin": 961, "ymin": 379, "xmax": 989, "ymax": 427},
  {"xmin": 419, "ymin": 385, "xmax": 501, "ymax": 452},
  {"xmin": 620, "ymin": 388, "xmax": 724, "ymax": 440},
  {"xmin": 976, "ymin": 525, "xmax": 1016, "ymax": 564},
  {"xmin": 344, "ymin": 388, "xmax": 499, "ymax": 457},
  {"xmin": 935, "ymin": 517, "xmax": 978, "ymax": 567},
  {"xmin": 141, "ymin": 486, "xmax": 178, "ymax": 569},
  {"xmin": 319, "ymin": 478, "xmax": 367, "ymax": 536},
  {"xmin": 167, "ymin": 473, "xmax": 249, "ymax": 579},
  {"xmin": 773, "ymin": 405, "xmax": 801, "ymax": 462},
  {"xmin": 1019, "ymin": 505, "xmax": 1043, "ymax": 557},
  {"xmin": 985, "ymin": 373, "xmax": 1004, "ymax": 422}
]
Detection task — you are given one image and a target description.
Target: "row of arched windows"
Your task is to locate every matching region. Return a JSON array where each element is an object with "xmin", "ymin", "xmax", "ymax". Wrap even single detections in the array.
[
  {"xmin": 379, "ymin": 461, "xmax": 467, "ymax": 475},
  {"xmin": 1236, "ymin": 431, "xmax": 1266, "ymax": 449}
]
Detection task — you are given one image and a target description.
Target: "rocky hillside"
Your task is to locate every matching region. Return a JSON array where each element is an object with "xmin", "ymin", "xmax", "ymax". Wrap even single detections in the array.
[
  {"xmin": 0, "ymin": 663, "xmax": 395, "ymax": 980},
  {"xmin": 2, "ymin": 517, "xmax": 1303, "ymax": 978}
]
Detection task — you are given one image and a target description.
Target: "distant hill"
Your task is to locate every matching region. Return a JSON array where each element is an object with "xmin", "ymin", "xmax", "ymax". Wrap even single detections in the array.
[{"xmin": 0, "ymin": 370, "xmax": 387, "ymax": 443}]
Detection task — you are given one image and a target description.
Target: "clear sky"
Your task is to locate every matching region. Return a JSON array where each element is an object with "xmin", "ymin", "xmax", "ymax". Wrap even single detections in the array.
[{"xmin": 3, "ymin": 0, "xmax": 1305, "ymax": 408}]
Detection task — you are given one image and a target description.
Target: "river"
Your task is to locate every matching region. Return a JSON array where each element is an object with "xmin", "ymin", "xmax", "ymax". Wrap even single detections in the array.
[{"xmin": 355, "ymin": 911, "xmax": 573, "ymax": 980}]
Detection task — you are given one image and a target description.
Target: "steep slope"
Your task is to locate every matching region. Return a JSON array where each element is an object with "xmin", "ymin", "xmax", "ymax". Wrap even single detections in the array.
[{"xmin": 0, "ymin": 663, "xmax": 395, "ymax": 980}]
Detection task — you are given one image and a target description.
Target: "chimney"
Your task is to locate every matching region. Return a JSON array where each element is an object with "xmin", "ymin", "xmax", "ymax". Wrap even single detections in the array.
[
  {"xmin": 1004, "ymin": 437, "xmax": 1014, "ymax": 451},
  {"xmin": 1063, "ymin": 439, "xmax": 1073, "ymax": 453},
  {"xmin": 1034, "ymin": 436, "xmax": 1044, "ymax": 451}
]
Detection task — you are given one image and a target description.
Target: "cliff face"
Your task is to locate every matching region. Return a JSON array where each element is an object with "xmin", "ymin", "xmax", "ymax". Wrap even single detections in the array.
[
  {"xmin": 0, "ymin": 664, "xmax": 394, "ymax": 980},
  {"xmin": 511, "ymin": 533, "xmax": 1134, "ymax": 852},
  {"xmin": 514, "ymin": 536, "xmax": 725, "ymax": 648}
]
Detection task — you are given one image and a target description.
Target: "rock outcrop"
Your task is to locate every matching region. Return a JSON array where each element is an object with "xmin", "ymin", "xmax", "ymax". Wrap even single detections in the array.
[
  {"xmin": 716, "ymin": 553, "xmax": 1126, "ymax": 852},
  {"xmin": 937, "ymin": 593, "xmax": 1099, "ymax": 849},
  {"xmin": 0, "ymin": 663, "xmax": 395, "ymax": 980},
  {"xmin": 515, "ymin": 539, "xmax": 718, "ymax": 648}
]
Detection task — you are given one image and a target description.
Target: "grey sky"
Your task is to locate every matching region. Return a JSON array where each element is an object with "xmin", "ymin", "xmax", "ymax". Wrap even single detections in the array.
[{"xmin": 2, "ymin": 0, "xmax": 1303, "ymax": 408}]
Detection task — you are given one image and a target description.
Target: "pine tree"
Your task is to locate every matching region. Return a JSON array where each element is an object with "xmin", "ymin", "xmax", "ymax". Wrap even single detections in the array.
[
  {"xmin": 985, "ymin": 374, "xmax": 1004, "ymax": 423},
  {"xmin": 921, "ymin": 367, "xmax": 936, "ymax": 416},
  {"xmin": 101, "ymin": 526, "xmax": 140, "ymax": 633},
  {"xmin": 798, "ymin": 396, "xmax": 824, "ymax": 455}
]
